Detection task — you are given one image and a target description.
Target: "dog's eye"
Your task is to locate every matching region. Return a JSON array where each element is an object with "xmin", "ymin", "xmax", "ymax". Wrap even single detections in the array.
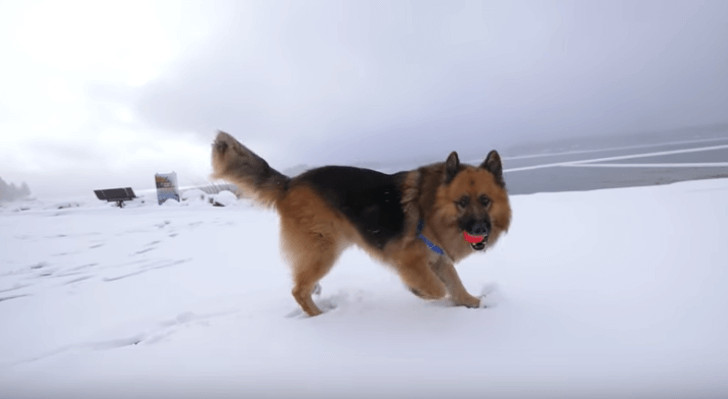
[
  {"xmin": 456, "ymin": 196, "xmax": 470, "ymax": 208},
  {"xmin": 479, "ymin": 195, "xmax": 491, "ymax": 207}
]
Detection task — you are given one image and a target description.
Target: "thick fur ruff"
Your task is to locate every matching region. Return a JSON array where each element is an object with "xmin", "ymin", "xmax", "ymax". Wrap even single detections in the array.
[{"xmin": 211, "ymin": 131, "xmax": 512, "ymax": 316}]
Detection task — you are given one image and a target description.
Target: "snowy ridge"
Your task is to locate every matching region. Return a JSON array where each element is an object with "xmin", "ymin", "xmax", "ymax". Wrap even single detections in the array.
[{"xmin": 1, "ymin": 179, "xmax": 727, "ymax": 398}]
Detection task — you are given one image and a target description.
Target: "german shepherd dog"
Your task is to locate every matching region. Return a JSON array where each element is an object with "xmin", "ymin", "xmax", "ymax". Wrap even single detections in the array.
[{"xmin": 212, "ymin": 132, "xmax": 511, "ymax": 316}]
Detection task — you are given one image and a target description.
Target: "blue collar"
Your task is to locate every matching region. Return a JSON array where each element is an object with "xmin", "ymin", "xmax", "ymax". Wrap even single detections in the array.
[{"xmin": 416, "ymin": 219, "xmax": 444, "ymax": 255}]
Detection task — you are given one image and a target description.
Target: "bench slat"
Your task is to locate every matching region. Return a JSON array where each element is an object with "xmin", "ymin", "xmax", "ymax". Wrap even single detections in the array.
[{"xmin": 94, "ymin": 187, "xmax": 136, "ymax": 202}]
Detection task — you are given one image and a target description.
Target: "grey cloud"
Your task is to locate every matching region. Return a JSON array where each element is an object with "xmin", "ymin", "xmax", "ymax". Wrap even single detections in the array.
[{"xmin": 134, "ymin": 0, "xmax": 728, "ymax": 167}]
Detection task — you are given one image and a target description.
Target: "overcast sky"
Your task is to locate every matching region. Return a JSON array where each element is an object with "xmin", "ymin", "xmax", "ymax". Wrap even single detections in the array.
[{"xmin": 1, "ymin": 0, "xmax": 727, "ymax": 197}]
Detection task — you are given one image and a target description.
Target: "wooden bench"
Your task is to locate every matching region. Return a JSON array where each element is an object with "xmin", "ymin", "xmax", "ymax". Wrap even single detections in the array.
[{"xmin": 94, "ymin": 187, "xmax": 136, "ymax": 208}]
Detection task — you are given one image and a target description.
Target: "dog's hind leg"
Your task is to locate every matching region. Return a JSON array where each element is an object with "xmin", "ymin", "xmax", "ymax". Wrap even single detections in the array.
[
  {"xmin": 277, "ymin": 186, "xmax": 350, "ymax": 316},
  {"xmin": 280, "ymin": 212, "xmax": 343, "ymax": 317},
  {"xmin": 289, "ymin": 244, "xmax": 340, "ymax": 317}
]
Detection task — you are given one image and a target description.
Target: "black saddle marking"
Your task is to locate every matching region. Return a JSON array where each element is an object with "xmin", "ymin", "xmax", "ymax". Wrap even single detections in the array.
[{"xmin": 294, "ymin": 166, "xmax": 406, "ymax": 249}]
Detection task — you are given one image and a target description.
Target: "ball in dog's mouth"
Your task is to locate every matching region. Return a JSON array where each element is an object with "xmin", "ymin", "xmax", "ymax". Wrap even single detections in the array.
[{"xmin": 463, "ymin": 231, "xmax": 488, "ymax": 251}]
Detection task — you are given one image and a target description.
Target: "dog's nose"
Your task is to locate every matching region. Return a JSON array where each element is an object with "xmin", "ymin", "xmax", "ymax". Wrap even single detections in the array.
[{"xmin": 471, "ymin": 222, "xmax": 490, "ymax": 236}]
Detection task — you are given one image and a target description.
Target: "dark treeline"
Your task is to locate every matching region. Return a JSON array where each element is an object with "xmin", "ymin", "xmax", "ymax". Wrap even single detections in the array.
[{"xmin": 0, "ymin": 177, "xmax": 31, "ymax": 201}]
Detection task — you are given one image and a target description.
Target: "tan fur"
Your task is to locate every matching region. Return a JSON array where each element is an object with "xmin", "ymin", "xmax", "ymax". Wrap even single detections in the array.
[{"xmin": 212, "ymin": 132, "xmax": 511, "ymax": 316}]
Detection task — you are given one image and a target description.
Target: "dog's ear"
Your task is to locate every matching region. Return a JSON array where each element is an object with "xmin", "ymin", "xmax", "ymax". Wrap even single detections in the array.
[
  {"xmin": 480, "ymin": 150, "xmax": 505, "ymax": 187},
  {"xmin": 445, "ymin": 151, "xmax": 460, "ymax": 183}
]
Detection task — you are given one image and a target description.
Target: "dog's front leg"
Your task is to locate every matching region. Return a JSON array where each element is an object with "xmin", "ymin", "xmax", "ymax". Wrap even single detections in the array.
[
  {"xmin": 396, "ymin": 253, "xmax": 448, "ymax": 301},
  {"xmin": 431, "ymin": 258, "xmax": 481, "ymax": 308}
]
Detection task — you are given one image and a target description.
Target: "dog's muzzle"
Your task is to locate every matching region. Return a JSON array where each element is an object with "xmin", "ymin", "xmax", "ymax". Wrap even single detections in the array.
[
  {"xmin": 471, "ymin": 235, "xmax": 488, "ymax": 251},
  {"xmin": 463, "ymin": 230, "xmax": 488, "ymax": 251}
]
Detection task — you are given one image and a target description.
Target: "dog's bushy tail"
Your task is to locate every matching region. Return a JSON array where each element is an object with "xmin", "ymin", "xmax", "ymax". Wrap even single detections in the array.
[{"xmin": 211, "ymin": 131, "xmax": 290, "ymax": 207}]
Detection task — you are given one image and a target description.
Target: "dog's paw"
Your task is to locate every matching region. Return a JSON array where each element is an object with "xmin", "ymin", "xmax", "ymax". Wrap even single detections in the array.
[
  {"xmin": 476, "ymin": 296, "xmax": 489, "ymax": 309},
  {"xmin": 477, "ymin": 282, "xmax": 501, "ymax": 308},
  {"xmin": 455, "ymin": 294, "xmax": 482, "ymax": 308}
]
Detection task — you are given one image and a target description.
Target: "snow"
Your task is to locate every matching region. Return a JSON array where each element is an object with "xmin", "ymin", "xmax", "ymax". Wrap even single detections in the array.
[{"xmin": 1, "ymin": 179, "xmax": 727, "ymax": 398}]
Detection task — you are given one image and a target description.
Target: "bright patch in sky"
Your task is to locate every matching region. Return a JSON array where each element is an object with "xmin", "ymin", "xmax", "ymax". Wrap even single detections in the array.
[
  {"xmin": 0, "ymin": 1, "xmax": 215, "ymax": 196},
  {"xmin": 16, "ymin": 1, "xmax": 174, "ymax": 87}
]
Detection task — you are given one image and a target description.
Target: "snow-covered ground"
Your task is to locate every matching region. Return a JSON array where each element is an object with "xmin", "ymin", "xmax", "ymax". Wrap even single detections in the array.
[{"xmin": 1, "ymin": 180, "xmax": 727, "ymax": 398}]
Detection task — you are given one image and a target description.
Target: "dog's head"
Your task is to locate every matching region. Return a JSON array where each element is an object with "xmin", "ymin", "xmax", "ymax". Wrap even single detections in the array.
[{"xmin": 435, "ymin": 150, "xmax": 511, "ymax": 251}]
